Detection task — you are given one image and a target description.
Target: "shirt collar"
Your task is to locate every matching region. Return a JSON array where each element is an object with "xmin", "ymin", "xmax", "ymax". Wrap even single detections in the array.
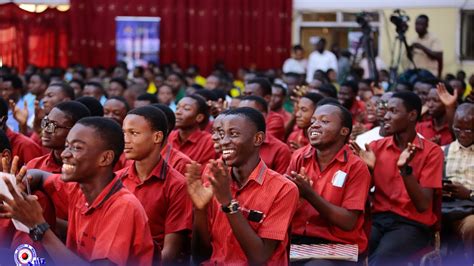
[
  {"xmin": 450, "ymin": 140, "xmax": 474, "ymax": 152},
  {"xmin": 302, "ymin": 145, "xmax": 349, "ymax": 163},
  {"xmin": 127, "ymin": 157, "xmax": 167, "ymax": 184},
  {"xmin": 180, "ymin": 129, "xmax": 203, "ymax": 144},
  {"xmin": 79, "ymin": 175, "xmax": 124, "ymax": 215},
  {"xmin": 387, "ymin": 134, "xmax": 425, "ymax": 150},
  {"xmin": 232, "ymin": 159, "xmax": 267, "ymax": 188}
]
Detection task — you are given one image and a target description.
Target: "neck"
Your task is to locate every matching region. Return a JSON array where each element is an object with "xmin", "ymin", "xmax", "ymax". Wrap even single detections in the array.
[
  {"xmin": 80, "ymin": 169, "xmax": 115, "ymax": 204},
  {"xmin": 178, "ymin": 126, "xmax": 199, "ymax": 143},
  {"xmin": 433, "ymin": 115, "xmax": 446, "ymax": 129},
  {"xmin": 394, "ymin": 126, "xmax": 417, "ymax": 150},
  {"xmin": 52, "ymin": 149, "xmax": 64, "ymax": 165},
  {"xmin": 231, "ymin": 152, "xmax": 260, "ymax": 187},
  {"xmin": 36, "ymin": 92, "xmax": 45, "ymax": 101},
  {"xmin": 135, "ymin": 149, "xmax": 163, "ymax": 181},
  {"xmin": 418, "ymin": 31, "xmax": 427, "ymax": 38},
  {"xmin": 315, "ymin": 141, "xmax": 345, "ymax": 171}
]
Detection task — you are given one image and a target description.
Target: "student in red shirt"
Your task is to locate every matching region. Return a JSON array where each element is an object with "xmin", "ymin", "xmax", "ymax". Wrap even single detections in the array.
[
  {"xmin": 416, "ymin": 83, "xmax": 457, "ymax": 145},
  {"xmin": 117, "ymin": 106, "xmax": 193, "ymax": 263},
  {"xmin": 243, "ymin": 78, "xmax": 286, "ymax": 141},
  {"xmin": 338, "ymin": 81, "xmax": 366, "ymax": 124},
  {"xmin": 270, "ymin": 83, "xmax": 292, "ymax": 124},
  {"xmin": 287, "ymin": 102, "xmax": 372, "ymax": 264},
  {"xmin": 287, "ymin": 93, "xmax": 323, "ymax": 152},
  {"xmin": 187, "ymin": 107, "xmax": 299, "ymax": 265},
  {"xmin": 239, "ymin": 96, "xmax": 292, "ymax": 174},
  {"xmin": 168, "ymin": 94, "xmax": 217, "ymax": 165},
  {"xmin": 0, "ymin": 98, "xmax": 42, "ymax": 165},
  {"xmin": 153, "ymin": 103, "xmax": 193, "ymax": 174},
  {"xmin": 0, "ymin": 117, "xmax": 154, "ymax": 265},
  {"xmin": 352, "ymin": 92, "xmax": 443, "ymax": 265}
]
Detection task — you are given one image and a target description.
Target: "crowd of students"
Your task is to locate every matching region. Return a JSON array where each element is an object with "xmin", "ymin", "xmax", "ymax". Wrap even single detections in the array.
[{"xmin": 0, "ymin": 15, "xmax": 472, "ymax": 266}]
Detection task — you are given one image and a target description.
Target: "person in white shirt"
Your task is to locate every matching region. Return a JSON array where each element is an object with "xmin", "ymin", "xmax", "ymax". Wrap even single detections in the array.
[
  {"xmin": 282, "ymin": 45, "xmax": 308, "ymax": 75},
  {"xmin": 306, "ymin": 38, "xmax": 338, "ymax": 83}
]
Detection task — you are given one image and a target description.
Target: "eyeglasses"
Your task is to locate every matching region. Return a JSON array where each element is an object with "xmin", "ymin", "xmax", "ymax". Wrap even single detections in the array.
[
  {"xmin": 452, "ymin": 127, "xmax": 473, "ymax": 135},
  {"xmin": 41, "ymin": 117, "xmax": 72, "ymax": 133},
  {"xmin": 376, "ymin": 100, "xmax": 388, "ymax": 109}
]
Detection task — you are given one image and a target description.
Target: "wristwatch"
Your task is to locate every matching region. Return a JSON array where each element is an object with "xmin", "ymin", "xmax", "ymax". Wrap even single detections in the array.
[
  {"xmin": 221, "ymin": 199, "xmax": 240, "ymax": 214},
  {"xmin": 399, "ymin": 165, "xmax": 413, "ymax": 177},
  {"xmin": 29, "ymin": 222, "xmax": 50, "ymax": 242}
]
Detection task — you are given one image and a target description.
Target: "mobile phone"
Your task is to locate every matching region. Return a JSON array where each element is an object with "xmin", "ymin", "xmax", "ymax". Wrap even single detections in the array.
[{"xmin": 247, "ymin": 210, "xmax": 264, "ymax": 223}]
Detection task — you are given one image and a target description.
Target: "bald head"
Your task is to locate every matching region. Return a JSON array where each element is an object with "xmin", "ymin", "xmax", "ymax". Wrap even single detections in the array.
[{"xmin": 453, "ymin": 103, "xmax": 473, "ymax": 147}]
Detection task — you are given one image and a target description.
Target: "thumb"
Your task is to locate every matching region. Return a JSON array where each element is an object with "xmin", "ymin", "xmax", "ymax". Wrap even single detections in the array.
[
  {"xmin": 364, "ymin": 143, "xmax": 372, "ymax": 152},
  {"xmin": 23, "ymin": 100, "xmax": 28, "ymax": 109}
]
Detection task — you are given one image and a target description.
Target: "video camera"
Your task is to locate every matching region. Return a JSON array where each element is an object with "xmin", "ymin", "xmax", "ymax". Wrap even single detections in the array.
[
  {"xmin": 356, "ymin": 12, "xmax": 373, "ymax": 30},
  {"xmin": 390, "ymin": 9, "xmax": 410, "ymax": 35}
]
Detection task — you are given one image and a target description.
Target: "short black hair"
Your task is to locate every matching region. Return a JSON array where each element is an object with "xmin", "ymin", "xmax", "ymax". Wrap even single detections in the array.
[
  {"xmin": 292, "ymin": 44, "xmax": 303, "ymax": 51},
  {"xmin": 392, "ymin": 91, "xmax": 423, "ymax": 121},
  {"xmin": 272, "ymin": 83, "xmax": 287, "ymax": 96},
  {"xmin": 417, "ymin": 14, "xmax": 429, "ymax": 22},
  {"xmin": 248, "ymin": 78, "xmax": 272, "ymax": 96},
  {"xmin": 110, "ymin": 78, "xmax": 127, "ymax": 90},
  {"xmin": 55, "ymin": 101, "xmax": 91, "ymax": 124},
  {"xmin": 317, "ymin": 97, "xmax": 340, "ymax": 107},
  {"xmin": 241, "ymin": 95, "xmax": 268, "ymax": 114},
  {"xmin": 69, "ymin": 79, "xmax": 85, "ymax": 89},
  {"xmin": 85, "ymin": 81, "xmax": 104, "ymax": 90},
  {"xmin": 49, "ymin": 82, "xmax": 75, "ymax": 99},
  {"xmin": 30, "ymin": 73, "xmax": 50, "ymax": 85},
  {"xmin": 0, "ymin": 129, "xmax": 11, "ymax": 151},
  {"xmin": 194, "ymin": 89, "xmax": 218, "ymax": 101},
  {"xmin": 75, "ymin": 96, "xmax": 104, "ymax": 117},
  {"xmin": 107, "ymin": 96, "xmax": 130, "ymax": 112},
  {"xmin": 151, "ymin": 103, "xmax": 175, "ymax": 133},
  {"xmin": 0, "ymin": 98, "xmax": 7, "ymax": 118},
  {"xmin": 317, "ymin": 102, "xmax": 353, "ymax": 138},
  {"xmin": 3, "ymin": 75, "xmax": 23, "ymax": 90},
  {"xmin": 188, "ymin": 94, "xmax": 210, "ymax": 118},
  {"xmin": 128, "ymin": 106, "xmax": 169, "ymax": 141},
  {"xmin": 341, "ymin": 80, "xmax": 358, "ymax": 94},
  {"xmin": 226, "ymin": 107, "xmax": 266, "ymax": 133},
  {"xmin": 213, "ymin": 89, "xmax": 227, "ymax": 101},
  {"xmin": 76, "ymin": 117, "xmax": 124, "ymax": 166},
  {"xmin": 318, "ymin": 84, "xmax": 338, "ymax": 98},
  {"xmin": 303, "ymin": 93, "xmax": 324, "ymax": 106},
  {"xmin": 136, "ymin": 93, "xmax": 158, "ymax": 104}
]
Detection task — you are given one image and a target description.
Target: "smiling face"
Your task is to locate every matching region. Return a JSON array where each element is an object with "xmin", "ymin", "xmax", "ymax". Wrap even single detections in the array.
[
  {"xmin": 61, "ymin": 124, "xmax": 110, "ymax": 182},
  {"xmin": 308, "ymin": 105, "xmax": 349, "ymax": 149},
  {"xmin": 103, "ymin": 99, "xmax": 128, "ymax": 125},
  {"xmin": 122, "ymin": 114, "xmax": 163, "ymax": 161},
  {"xmin": 41, "ymin": 107, "xmax": 74, "ymax": 149},
  {"xmin": 296, "ymin": 97, "xmax": 316, "ymax": 129},
  {"xmin": 219, "ymin": 114, "xmax": 263, "ymax": 167},
  {"xmin": 211, "ymin": 115, "xmax": 225, "ymax": 154}
]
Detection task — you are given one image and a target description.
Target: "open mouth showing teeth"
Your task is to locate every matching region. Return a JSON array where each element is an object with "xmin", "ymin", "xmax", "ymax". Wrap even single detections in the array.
[
  {"xmin": 310, "ymin": 131, "xmax": 321, "ymax": 137},
  {"xmin": 222, "ymin": 149, "xmax": 236, "ymax": 159},
  {"xmin": 62, "ymin": 163, "xmax": 75, "ymax": 173}
]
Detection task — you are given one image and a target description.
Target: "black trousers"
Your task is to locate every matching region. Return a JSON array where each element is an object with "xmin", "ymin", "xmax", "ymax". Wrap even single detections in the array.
[{"xmin": 368, "ymin": 212, "xmax": 431, "ymax": 266}]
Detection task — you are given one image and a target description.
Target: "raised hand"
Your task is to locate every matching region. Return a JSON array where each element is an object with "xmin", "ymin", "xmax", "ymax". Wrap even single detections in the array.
[
  {"xmin": 349, "ymin": 140, "xmax": 376, "ymax": 170},
  {"xmin": 397, "ymin": 142, "xmax": 418, "ymax": 168},
  {"xmin": 185, "ymin": 162, "xmax": 213, "ymax": 210},
  {"xmin": 2, "ymin": 155, "xmax": 28, "ymax": 193},
  {"xmin": 287, "ymin": 167, "xmax": 313, "ymax": 199},
  {"xmin": 8, "ymin": 100, "xmax": 28, "ymax": 127},
  {"xmin": 33, "ymin": 100, "xmax": 45, "ymax": 133},
  {"xmin": 436, "ymin": 82, "xmax": 457, "ymax": 107},
  {"xmin": 207, "ymin": 159, "xmax": 232, "ymax": 205}
]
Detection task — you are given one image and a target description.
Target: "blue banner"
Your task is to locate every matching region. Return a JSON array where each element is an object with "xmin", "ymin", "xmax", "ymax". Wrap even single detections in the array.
[{"xmin": 115, "ymin": 16, "xmax": 160, "ymax": 69}]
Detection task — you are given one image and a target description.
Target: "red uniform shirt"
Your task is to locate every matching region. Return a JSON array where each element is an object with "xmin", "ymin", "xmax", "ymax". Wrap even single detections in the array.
[
  {"xmin": 203, "ymin": 160, "xmax": 299, "ymax": 265},
  {"xmin": 30, "ymin": 131, "xmax": 50, "ymax": 155},
  {"xmin": 369, "ymin": 135, "xmax": 443, "ymax": 226},
  {"xmin": 287, "ymin": 145, "xmax": 371, "ymax": 252},
  {"xmin": 161, "ymin": 143, "xmax": 192, "ymax": 174},
  {"xmin": 287, "ymin": 128, "xmax": 309, "ymax": 152},
  {"xmin": 26, "ymin": 152, "xmax": 62, "ymax": 173},
  {"xmin": 113, "ymin": 153, "xmax": 132, "ymax": 172},
  {"xmin": 115, "ymin": 158, "xmax": 193, "ymax": 252},
  {"xmin": 260, "ymin": 134, "xmax": 292, "ymax": 174},
  {"xmin": 43, "ymin": 174, "xmax": 154, "ymax": 265},
  {"xmin": 266, "ymin": 112, "xmax": 286, "ymax": 142},
  {"xmin": 168, "ymin": 129, "xmax": 217, "ymax": 165},
  {"xmin": 349, "ymin": 100, "xmax": 366, "ymax": 124},
  {"xmin": 275, "ymin": 108, "xmax": 292, "ymax": 125},
  {"xmin": 416, "ymin": 120, "xmax": 453, "ymax": 146},
  {"xmin": 6, "ymin": 128, "xmax": 42, "ymax": 165}
]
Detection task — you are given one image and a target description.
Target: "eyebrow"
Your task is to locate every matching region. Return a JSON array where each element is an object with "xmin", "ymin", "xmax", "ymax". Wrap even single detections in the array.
[{"xmin": 67, "ymin": 139, "xmax": 87, "ymax": 145}]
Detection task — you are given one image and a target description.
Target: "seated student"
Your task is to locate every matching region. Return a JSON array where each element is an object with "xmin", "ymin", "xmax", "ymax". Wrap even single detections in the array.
[
  {"xmin": 157, "ymin": 84, "xmax": 177, "ymax": 112},
  {"xmin": 186, "ymin": 107, "xmax": 299, "ymax": 265},
  {"xmin": 134, "ymin": 93, "xmax": 158, "ymax": 108},
  {"xmin": 0, "ymin": 98, "xmax": 42, "ymax": 165},
  {"xmin": 0, "ymin": 117, "xmax": 154, "ymax": 265},
  {"xmin": 270, "ymin": 83, "xmax": 292, "ymax": 124},
  {"xmin": 287, "ymin": 102, "xmax": 372, "ymax": 265},
  {"xmin": 83, "ymin": 81, "xmax": 106, "ymax": 105},
  {"xmin": 338, "ymin": 81, "xmax": 366, "ymax": 124},
  {"xmin": 153, "ymin": 103, "xmax": 192, "ymax": 174},
  {"xmin": 168, "ymin": 94, "xmax": 217, "ymax": 165},
  {"xmin": 244, "ymin": 78, "xmax": 286, "ymax": 141},
  {"xmin": 353, "ymin": 92, "xmax": 443, "ymax": 266},
  {"xmin": 416, "ymin": 83, "xmax": 457, "ymax": 145},
  {"xmin": 75, "ymin": 96, "xmax": 104, "ymax": 116},
  {"xmin": 107, "ymin": 78, "xmax": 127, "ymax": 97},
  {"xmin": 287, "ymin": 93, "xmax": 323, "ymax": 152},
  {"xmin": 116, "ymin": 106, "xmax": 193, "ymax": 263},
  {"xmin": 239, "ymin": 96, "xmax": 292, "ymax": 174},
  {"xmin": 442, "ymin": 103, "xmax": 473, "ymax": 263}
]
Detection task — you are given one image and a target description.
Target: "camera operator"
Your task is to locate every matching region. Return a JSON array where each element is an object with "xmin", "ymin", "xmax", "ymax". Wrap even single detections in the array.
[{"xmin": 410, "ymin": 15, "xmax": 443, "ymax": 78}]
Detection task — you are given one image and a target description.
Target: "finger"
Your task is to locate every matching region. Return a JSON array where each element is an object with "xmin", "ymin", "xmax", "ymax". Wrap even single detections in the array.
[
  {"xmin": 16, "ymin": 166, "xmax": 27, "ymax": 183},
  {"xmin": 10, "ymin": 156, "xmax": 19, "ymax": 175},
  {"xmin": 1, "ymin": 157, "xmax": 9, "ymax": 173},
  {"xmin": 300, "ymin": 167, "xmax": 306, "ymax": 178},
  {"xmin": 3, "ymin": 178, "xmax": 21, "ymax": 201},
  {"xmin": 290, "ymin": 171, "xmax": 298, "ymax": 178},
  {"xmin": 23, "ymin": 100, "xmax": 28, "ymax": 110},
  {"xmin": 8, "ymin": 99, "xmax": 16, "ymax": 111},
  {"xmin": 0, "ymin": 193, "xmax": 14, "ymax": 207}
]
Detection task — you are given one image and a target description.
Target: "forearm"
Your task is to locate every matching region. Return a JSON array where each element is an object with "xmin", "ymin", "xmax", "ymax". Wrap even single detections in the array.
[
  {"xmin": 41, "ymin": 229, "xmax": 88, "ymax": 265},
  {"xmin": 161, "ymin": 232, "xmax": 188, "ymax": 263},
  {"xmin": 401, "ymin": 174, "xmax": 432, "ymax": 212},
  {"xmin": 305, "ymin": 191, "xmax": 358, "ymax": 231},
  {"xmin": 26, "ymin": 169, "xmax": 53, "ymax": 191},
  {"xmin": 226, "ymin": 211, "xmax": 275, "ymax": 264},
  {"xmin": 191, "ymin": 208, "xmax": 212, "ymax": 263}
]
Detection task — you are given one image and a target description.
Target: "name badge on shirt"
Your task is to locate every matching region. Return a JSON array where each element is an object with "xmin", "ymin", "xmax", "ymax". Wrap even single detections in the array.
[{"xmin": 331, "ymin": 170, "xmax": 347, "ymax": 188}]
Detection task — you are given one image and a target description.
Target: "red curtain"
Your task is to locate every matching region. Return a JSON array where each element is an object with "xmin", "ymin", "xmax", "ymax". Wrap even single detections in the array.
[
  {"xmin": 0, "ymin": 3, "xmax": 70, "ymax": 72},
  {"xmin": 69, "ymin": 0, "xmax": 292, "ymax": 74}
]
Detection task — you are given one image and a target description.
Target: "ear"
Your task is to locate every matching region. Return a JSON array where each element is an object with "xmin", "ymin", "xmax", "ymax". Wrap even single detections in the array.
[
  {"xmin": 99, "ymin": 150, "xmax": 115, "ymax": 167},
  {"xmin": 254, "ymin": 131, "xmax": 265, "ymax": 147},
  {"xmin": 408, "ymin": 110, "xmax": 418, "ymax": 123},
  {"xmin": 263, "ymin": 95, "xmax": 271, "ymax": 105},
  {"xmin": 153, "ymin": 131, "xmax": 164, "ymax": 145},
  {"xmin": 195, "ymin": 113, "xmax": 205, "ymax": 124},
  {"xmin": 340, "ymin": 127, "xmax": 350, "ymax": 138}
]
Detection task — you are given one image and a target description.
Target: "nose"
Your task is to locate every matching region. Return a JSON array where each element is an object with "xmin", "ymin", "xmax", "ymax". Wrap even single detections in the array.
[
  {"xmin": 219, "ymin": 133, "xmax": 231, "ymax": 146},
  {"xmin": 61, "ymin": 148, "xmax": 72, "ymax": 160}
]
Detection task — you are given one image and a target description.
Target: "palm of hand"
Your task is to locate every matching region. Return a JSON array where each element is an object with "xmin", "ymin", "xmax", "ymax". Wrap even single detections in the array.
[
  {"xmin": 360, "ymin": 150, "xmax": 376, "ymax": 169},
  {"xmin": 187, "ymin": 178, "xmax": 213, "ymax": 210}
]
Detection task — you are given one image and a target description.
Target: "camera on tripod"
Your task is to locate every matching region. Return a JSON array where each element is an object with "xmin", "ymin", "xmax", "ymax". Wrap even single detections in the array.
[{"xmin": 390, "ymin": 9, "xmax": 410, "ymax": 34}]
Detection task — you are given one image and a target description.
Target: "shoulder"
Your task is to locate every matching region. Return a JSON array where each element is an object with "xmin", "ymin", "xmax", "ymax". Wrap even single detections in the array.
[
  {"xmin": 421, "ymin": 138, "xmax": 443, "ymax": 156},
  {"xmin": 26, "ymin": 154, "xmax": 48, "ymax": 168},
  {"xmin": 263, "ymin": 168, "xmax": 298, "ymax": 193}
]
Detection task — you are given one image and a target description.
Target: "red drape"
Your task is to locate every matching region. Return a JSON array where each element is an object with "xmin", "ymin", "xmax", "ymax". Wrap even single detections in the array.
[
  {"xmin": 69, "ymin": 0, "xmax": 292, "ymax": 74},
  {"xmin": 0, "ymin": 3, "xmax": 70, "ymax": 72}
]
